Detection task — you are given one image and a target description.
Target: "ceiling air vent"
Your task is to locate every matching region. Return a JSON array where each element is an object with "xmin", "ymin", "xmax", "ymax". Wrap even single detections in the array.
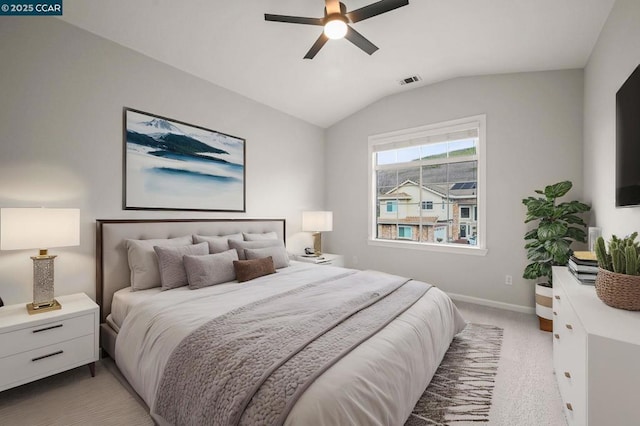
[{"xmin": 399, "ymin": 75, "xmax": 422, "ymax": 86}]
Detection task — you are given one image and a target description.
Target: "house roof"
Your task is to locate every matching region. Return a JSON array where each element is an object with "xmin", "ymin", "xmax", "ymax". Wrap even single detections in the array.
[
  {"xmin": 378, "ymin": 192, "xmax": 411, "ymax": 200},
  {"xmin": 381, "ymin": 179, "xmax": 477, "ymax": 201}
]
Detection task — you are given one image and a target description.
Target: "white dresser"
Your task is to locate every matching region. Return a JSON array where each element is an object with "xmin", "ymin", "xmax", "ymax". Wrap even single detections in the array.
[
  {"xmin": 552, "ymin": 266, "xmax": 640, "ymax": 426},
  {"xmin": 0, "ymin": 293, "xmax": 99, "ymax": 392}
]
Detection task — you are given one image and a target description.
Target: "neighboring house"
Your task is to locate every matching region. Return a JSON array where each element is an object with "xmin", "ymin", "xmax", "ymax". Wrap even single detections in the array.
[{"xmin": 377, "ymin": 180, "xmax": 477, "ymax": 244}]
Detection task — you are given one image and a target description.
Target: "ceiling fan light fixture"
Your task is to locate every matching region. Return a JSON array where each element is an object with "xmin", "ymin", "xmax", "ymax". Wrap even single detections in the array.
[
  {"xmin": 265, "ymin": 0, "xmax": 410, "ymax": 59},
  {"xmin": 324, "ymin": 17, "xmax": 348, "ymax": 39}
]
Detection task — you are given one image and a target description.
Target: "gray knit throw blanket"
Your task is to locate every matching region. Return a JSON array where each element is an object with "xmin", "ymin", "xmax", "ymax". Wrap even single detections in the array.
[{"xmin": 155, "ymin": 269, "xmax": 432, "ymax": 426}]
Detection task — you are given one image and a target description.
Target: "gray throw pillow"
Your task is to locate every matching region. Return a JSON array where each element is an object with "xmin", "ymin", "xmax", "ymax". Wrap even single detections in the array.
[
  {"xmin": 126, "ymin": 235, "xmax": 193, "ymax": 291},
  {"xmin": 154, "ymin": 242, "xmax": 209, "ymax": 290},
  {"xmin": 194, "ymin": 233, "xmax": 243, "ymax": 254},
  {"xmin": 244, "ymin": 246, "xmax": 290, "ymax": 269},
  {"xmin": 228, "ymin": 239, "xmax": 284, "ymax": 260},
  {"xmin": 243, "ymin": 232, "xmax": 278, "ymax": 241},
  {"xmin": 184, "ymin": 249, "xmax": 239, "ymax": 289}
]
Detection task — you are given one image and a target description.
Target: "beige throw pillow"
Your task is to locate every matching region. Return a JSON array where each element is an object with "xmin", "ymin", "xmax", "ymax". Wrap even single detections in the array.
[{"xmin": 126, "ymin": 235, "xmax": 193, "ymax": 290}]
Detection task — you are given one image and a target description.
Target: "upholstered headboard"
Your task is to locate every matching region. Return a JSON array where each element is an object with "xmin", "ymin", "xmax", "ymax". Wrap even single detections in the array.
[{"xmin": 95, "ymin": 218, "xmax": 286, "ymax": 323}]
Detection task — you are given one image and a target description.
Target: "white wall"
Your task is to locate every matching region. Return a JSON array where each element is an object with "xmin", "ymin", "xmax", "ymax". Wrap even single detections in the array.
[
  {"xmin": 325, "ymin": 70, "xmax": 584, "ymax": 309},
  {"xmin": 0, "ymin": 18, "xmax": 324, "ymax": 305},
  {"xmin": 584, "ymin": 0, "xmax": 640, "ymax": 238}
]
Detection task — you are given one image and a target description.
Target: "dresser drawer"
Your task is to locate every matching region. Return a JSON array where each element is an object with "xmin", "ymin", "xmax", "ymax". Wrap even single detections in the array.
[
  {"xmin": 0, "ymin": 312, "xmax": 95, "ymax": 358},
  {"xmin": 553, "ymin": 287, "xmax": 587, "ymax": 426},
  {"xmin": 552, "ymin": 285, "xmax": 567, "ymax": 371},
  {"xmin": 0, "ymin": 334, "xmax": 95, "ymax": 391}
]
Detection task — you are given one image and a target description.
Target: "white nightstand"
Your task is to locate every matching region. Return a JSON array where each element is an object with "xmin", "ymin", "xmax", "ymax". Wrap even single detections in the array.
[
  {"xmin": 295, "ymin": 253, "xmax": 345, "ymax": 268},
  {"xmin": 0, "ymin": 293, "xmax": 99, "ymax": 392}
]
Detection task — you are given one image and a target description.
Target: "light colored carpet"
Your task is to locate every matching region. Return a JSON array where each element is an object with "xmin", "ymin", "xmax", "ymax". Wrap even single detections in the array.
[
  {"xmin": 0, "ymin": 361, "xmax": 153, "ymax": 426},
  {"xmin": 455, "ymin": 301, "xmax": 567, "ymax": 426},
  {"xmin": 0, "ymin": 301, "xmax": 566, "ymax": 425}
]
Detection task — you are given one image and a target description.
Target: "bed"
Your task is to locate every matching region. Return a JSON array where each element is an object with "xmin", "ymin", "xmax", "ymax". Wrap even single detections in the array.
[{"xmin": 96, "ymin": 218, "xmax": 466, "ymax": 426}]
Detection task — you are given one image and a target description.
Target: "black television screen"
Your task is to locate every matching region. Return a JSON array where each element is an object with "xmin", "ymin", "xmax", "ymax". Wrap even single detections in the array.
[{"xmin": 616, "ymin": 64, "xmax": 640, "ymax": 207}]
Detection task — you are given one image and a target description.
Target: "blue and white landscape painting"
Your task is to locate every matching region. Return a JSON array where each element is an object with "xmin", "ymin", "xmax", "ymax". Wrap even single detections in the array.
[{"xmin": 125, "ymin": 110, "xmax": 245, "ymax": 211}]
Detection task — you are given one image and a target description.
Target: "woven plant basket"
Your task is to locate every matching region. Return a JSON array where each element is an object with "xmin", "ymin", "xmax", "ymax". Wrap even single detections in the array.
[{"xmin": 595, "ymin": 268, "xmax": 640, "ymax": 311}]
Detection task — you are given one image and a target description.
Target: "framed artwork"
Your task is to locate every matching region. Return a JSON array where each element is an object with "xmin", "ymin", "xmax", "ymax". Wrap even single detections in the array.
[{"xmin": 123, "ymin": 108, "xmax": 246, "ymax": 212}]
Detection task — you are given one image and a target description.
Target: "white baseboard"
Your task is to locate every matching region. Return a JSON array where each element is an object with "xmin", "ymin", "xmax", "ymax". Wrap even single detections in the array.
[{"xmin": 446, "ymin": 292, "xmax": 535, "ymax": 315}]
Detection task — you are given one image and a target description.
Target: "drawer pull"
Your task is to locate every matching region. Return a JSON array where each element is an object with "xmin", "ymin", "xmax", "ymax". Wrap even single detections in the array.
[
  {"xmin": 33, "ymin": 324, "xmax": 63, "ymax": 333},
  {"xmin": 566, "ymin": 324, "xmax": 573, "ymax": 330},
  {"xmin": 554, "ymin": 333, "xmax": 560, "ymax": 339},
  {"xmin": 32, "ymin": 350, "xmax": 63, "ymax": 362},
  {"xmin": 553, "ymin": 311, "xmax": 557, "ymax": 316},
  {"xmin": 566, "ymin": 402, "xmax": 573, "ymax": 411},
  {"xmin": 564, "ymin": 371, "xmax": 571, "ymax": 378},
  {"xmin": 555, "ymin": 295, "xmax": 560, "ymax": 300}
]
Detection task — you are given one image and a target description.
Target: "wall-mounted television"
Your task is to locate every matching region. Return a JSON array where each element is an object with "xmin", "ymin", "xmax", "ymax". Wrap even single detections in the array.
[{"xmin": 616, "ymin": 64, "xmax": 640, "ymax": 207}]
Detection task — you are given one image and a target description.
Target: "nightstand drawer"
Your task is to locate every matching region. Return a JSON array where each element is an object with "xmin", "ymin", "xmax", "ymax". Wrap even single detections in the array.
[
  {"xmin": 0, "ymin": 334, "xmax": 95, "ymax": 390},
  {"xmin": 0, "ymin": 312, "xmax": 95, "ymax": 358}
]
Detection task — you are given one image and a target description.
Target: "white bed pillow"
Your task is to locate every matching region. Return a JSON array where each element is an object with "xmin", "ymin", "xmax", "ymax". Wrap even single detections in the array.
[
  {"xmin": 183, "ymin": 249, "xmax": 239, "ymax": 289},
  {"xmin": 244, "ymin": 246, "xmax": 290, "ymax": 269},
  {"xmin": 154, "ymin": 242, "xmax": 209, "ymax": 290},
  {"xmin": 228, "ymin": 239, "xmax": 284, "ymax": 260},
  {"xmin": 242, "ymin": 231, "xmax": 278, "ymax": 241},
  {"xmin": 193, "ymin": 233, "xmax": 243, "ymax": 254},
  {"xmin": 126, "ymin": 235, "xmax": 193, "ymax": 291}
]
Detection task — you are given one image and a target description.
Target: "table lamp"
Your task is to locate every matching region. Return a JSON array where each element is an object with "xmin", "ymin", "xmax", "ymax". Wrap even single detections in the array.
[
  {"xmin": 302, "ymin": 211, "xmax": 333, "ymax": 255},
  {"xmin": 0, "ymin": 208, "xmax": 80, "ymax": 314}
]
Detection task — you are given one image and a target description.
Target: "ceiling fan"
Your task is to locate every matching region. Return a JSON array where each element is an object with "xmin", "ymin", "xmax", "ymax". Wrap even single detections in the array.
[{"xmin": 265, "ymin": 0, "xmax": 409, "ymax": 59}]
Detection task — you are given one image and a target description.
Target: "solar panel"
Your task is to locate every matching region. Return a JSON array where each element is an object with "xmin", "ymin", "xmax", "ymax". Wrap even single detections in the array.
[{"xmin": 451, "ymin": 182, "xmax": 476, "ymax": 190}]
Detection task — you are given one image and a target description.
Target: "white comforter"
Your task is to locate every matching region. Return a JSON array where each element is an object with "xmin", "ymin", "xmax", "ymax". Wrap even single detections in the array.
[{"xmin": 115, "ymin": 263, "xmax": 466, "ymax": 425}]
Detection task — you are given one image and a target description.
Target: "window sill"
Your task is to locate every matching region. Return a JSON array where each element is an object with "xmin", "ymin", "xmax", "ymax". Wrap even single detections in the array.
[{"xmin": 368, "ymin": 238, "xmax": 488, "ymax": 256}]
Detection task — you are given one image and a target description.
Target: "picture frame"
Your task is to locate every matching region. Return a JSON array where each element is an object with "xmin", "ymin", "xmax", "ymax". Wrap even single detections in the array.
[{"xmin": 123, "ymin": 108, "xmax": 246, "ymax": 212}]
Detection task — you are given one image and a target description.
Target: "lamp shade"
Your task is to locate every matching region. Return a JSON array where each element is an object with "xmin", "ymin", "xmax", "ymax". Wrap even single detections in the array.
[
  {"xmin": 302, "ymin": 211, "xmax": 333, "ymax": 232},
  {"xmin": 0, "ymin": 208, "xmax": 80, "ymax": 251}
]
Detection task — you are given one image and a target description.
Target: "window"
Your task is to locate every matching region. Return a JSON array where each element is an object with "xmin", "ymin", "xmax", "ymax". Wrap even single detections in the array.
[
  {"xmin": 368, "ymin": 115, "xmax": 486, "ymax": 254},
  {"xmin": 398, "ymin": 225, "xmax": 413, "ymax": 239}
]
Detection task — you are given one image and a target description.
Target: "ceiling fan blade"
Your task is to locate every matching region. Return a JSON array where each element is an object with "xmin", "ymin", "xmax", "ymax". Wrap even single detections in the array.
[
  {"xmin": 345, "ymin": 26, "xmax": 379, "ymax": 55},
  {"xmin": 264, "ymin": 14, "xmax": 324, "ymax": 26},
  {"xmin": 325, "ymin": 0, "xmax": 342, "ymax": 15},
  {"xmin": 304, "ymin": 33, "xmax": 329, "ymax": 59},
  {"xmin": 346, "ymin": 0, "xmax": 409, "ymax": 23}
]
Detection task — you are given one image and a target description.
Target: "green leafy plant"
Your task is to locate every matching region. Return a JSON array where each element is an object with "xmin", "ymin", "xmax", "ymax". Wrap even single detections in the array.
[
  {"xmin": 522, "ymin": 181, "xmax": 590, "ymax": 285},
  {"xmin": 595, "ymin": 232, "xmax": 640, "ymax": 275}
]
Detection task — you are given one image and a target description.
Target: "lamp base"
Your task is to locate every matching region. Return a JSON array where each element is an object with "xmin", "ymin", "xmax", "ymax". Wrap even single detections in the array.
[
  {"xmin": 312, "ymin": 232, "xmax": 323, "ymax": 255},
  {"xmin": 26, "ymin": 299, "xmax": 61, "ymax": 315}
]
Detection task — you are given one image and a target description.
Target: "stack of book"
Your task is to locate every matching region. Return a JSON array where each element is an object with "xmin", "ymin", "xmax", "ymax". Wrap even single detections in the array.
[{"xmin": 568, "ymin": 251, "xmax": 599, "ymax": 284}]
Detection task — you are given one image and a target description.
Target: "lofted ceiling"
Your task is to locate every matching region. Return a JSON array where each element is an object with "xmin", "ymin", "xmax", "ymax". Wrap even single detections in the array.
[{"xmin": 60, "ymin": 0, "xmax": 615, "ymax": 128}]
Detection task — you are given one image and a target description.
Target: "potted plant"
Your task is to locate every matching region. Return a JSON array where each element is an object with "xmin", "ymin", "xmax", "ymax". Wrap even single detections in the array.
[
  {"xmin": 522, "ymin": 181, "xmax": 590, "ymax": 331},
  {"xmin": 594, "ymin": 233, "xmax": 640, "ymax": 310}
]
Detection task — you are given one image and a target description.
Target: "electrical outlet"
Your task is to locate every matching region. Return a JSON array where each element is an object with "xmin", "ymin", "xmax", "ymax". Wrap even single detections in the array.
[{"xmin": 505, "ymin": 275, "xmax": 513, "ymax": 285}]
